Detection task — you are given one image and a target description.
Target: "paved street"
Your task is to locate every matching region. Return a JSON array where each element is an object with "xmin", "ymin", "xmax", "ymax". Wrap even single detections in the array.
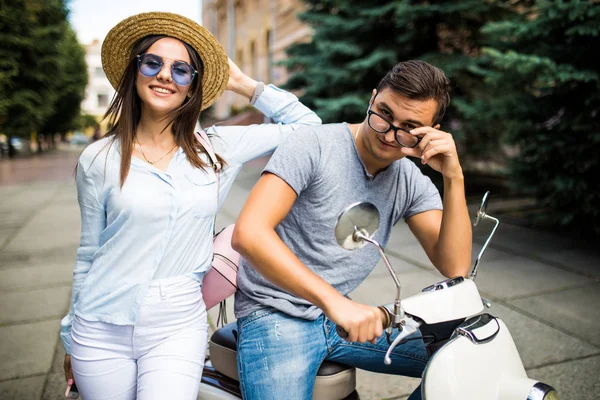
[{"xmin": 0, "ymin": 148, "xmax": 598, "ymax": 399}]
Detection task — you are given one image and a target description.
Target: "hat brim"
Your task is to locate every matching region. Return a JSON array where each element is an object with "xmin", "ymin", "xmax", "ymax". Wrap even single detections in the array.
[{"xmin": 101, "ymin": 12, "xmax": 229, "ymax": 111}]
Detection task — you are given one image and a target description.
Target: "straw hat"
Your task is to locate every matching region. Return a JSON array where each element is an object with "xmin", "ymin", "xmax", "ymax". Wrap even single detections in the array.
[{"xmin": 101, "ymin": 12, "xmax": 229, "ymax": 110}]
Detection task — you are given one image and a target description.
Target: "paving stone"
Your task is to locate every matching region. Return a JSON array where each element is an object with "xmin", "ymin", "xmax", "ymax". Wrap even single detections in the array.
[
  {"xmin": 369, "ymin": 253, "xmax": 425, "ymax": 278},
  {"xmin": 356, "ymin": 369, "xmax": 420, "ymax": 399},
  {"xmin": 510, "ymin": 283, "xmax": 600, "ymax": 347},
  {"xmin": 350, "ymin": 270, "xmax": 445, "ymax": 306},
  {"xmin": 474, "ymin": 254, "xmax": 591, "ymax": 300},
  {"xmin": 0, "ymin": 244, "xmax": 78, "ymax": 268},
  {"xmin": 536, "ymin": 248, "xmax": 600, "ymax": 279},
  {"xmin": 0, "ymin": 263, "xmax": 73, "ymax": 292},
  {"xmin": 388, "ymin": 242, "xmax": 435, "ymax": 270},
  {"xmin": 527, "ymin": 355, "xmax": 600, "ymax": 400},
  {"xmin": 3, "ymin": 202, "xmax": 81, "ymax": 254},
  {"xmin": 51, "ymin": 341, "xmax": 66, "ymax": 374},
  {"xmin": 0, "ymin": 320, "xmax": 59, "ymax": 380},
  {"xmin": 0, "ymin": 286, "xmax": 70, "ymax": 324},
  {"xmin": 487, "ymin": 223, "xmax": 578, "ymax": 258},
  {"xmin": 0, "ymin": 182, "xmax": 58, "ymax": 214},
  {"xmin": 484, "ymin": 303, "xmax": 598, "ymax": 369},
  {"xmin": 42, "ymin": 372, "xmax": 70, "ymax": 400},
  {"xmin": 384, "ymin": 221, "xmax": 416, "ymax": 248},
  {"xmin": 0, "ymin": 375, "xmax": 45, "ymax": 400}
]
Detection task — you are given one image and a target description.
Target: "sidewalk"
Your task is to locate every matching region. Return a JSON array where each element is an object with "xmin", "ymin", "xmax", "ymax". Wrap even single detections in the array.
[{"xmin": 0, "ymin": 152, "xmax": 598, "ymax": 399}]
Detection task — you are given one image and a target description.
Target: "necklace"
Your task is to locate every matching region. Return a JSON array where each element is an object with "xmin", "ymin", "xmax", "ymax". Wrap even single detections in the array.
[
  {"xmin": 354, "ymin": 122, "xmax": 363, "ymax": 141},
  {"xmin": 136, "ymin": 136, "xmax": 178, "ymax": 165}
]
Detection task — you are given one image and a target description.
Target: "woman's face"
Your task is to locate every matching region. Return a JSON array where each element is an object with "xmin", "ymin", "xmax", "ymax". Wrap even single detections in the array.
[{"xmin": 136, "ymin": 37, "xmax": 194, "ymax": 116}]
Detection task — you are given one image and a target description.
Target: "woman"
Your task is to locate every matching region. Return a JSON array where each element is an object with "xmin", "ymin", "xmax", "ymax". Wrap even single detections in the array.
[{"xmin": 60, "ymin": 12, "xmax": 320, "ymax": 400}]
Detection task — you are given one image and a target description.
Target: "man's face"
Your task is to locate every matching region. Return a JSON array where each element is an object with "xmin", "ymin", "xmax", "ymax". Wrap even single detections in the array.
[{"xmin": 359, "ymin": 88, "xmax": 439, "ymax": 167}]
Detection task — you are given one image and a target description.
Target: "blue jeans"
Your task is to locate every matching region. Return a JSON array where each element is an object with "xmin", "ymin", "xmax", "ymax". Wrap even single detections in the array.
[{"xmin": 236, "ymin": 309, "xmax": 428, "ymax": 400}]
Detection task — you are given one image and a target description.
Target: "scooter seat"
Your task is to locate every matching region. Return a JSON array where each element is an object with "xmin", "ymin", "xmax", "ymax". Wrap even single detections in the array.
[{"xmin": 210, "ymin": 322, "xmax": 356, "ymax": 400}]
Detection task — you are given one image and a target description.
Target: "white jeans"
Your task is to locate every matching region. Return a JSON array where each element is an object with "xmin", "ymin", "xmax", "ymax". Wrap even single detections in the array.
[{"xmin": 70, "ymin": 275, "xmax": 209, "ymax": 400}]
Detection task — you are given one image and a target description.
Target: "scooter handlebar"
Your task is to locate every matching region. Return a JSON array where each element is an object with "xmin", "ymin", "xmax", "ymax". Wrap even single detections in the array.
[{"xmin": 335, "ymin": 306, "xmax": 392, "ymax": 340}]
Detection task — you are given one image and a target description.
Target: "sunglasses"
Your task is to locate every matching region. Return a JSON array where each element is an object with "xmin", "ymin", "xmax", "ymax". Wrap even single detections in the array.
[{"xmin": 136, "ymin": 53, "xmax": 197, "ymax": 86}]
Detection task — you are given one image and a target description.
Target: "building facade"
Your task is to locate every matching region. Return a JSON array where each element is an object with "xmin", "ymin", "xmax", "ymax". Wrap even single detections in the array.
[
  {"xmin": 202, "ymin": 0, "xmax": 311, "ymax": 119},
  {"xmin": 80, "ymin": 39, "xmax": 115, "ymax": 121}
]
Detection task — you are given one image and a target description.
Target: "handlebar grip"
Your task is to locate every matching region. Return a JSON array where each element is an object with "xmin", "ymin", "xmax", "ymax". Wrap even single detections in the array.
[{"xmin": 336, "ymin": 325, "xmax": 349, "ymax": 339}]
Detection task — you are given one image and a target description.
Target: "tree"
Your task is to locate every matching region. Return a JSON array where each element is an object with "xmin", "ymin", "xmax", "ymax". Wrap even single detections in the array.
[
  {"xmin": 40, "ymin": 23, "xmax": 88, "ymax": 141},
  {"xmin": 0, "ymin": 0, "xmax": 87, "ymax": 154},
  {"xmin": 284, "ymin": 1, "xmax": 506, "ymax": 122},
  {"xmin": 469, "ymin": 0, "xmax": 600, "ymax": 234}
]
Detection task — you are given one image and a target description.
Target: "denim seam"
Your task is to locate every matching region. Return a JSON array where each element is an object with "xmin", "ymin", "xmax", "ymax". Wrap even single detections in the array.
[{"xmin": 334, "ymin": 342, "xmax": 428, "ymax": 363}]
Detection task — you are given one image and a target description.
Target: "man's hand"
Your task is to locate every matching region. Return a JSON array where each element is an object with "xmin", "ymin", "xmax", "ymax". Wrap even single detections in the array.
[
  {"xmin": 63, "ymin": 354, "xmax": 73, "ymax": 382},
  {"xmin": 225, "ymin": 57, "xmax": 258, "ymax": 99},
  {"xmin": 402, "ymin": 126, "xmax": 463, "ymax": 180},
  {"xmin": 324, "ymin": 297, "xmax": 386, "ymax": 344}
]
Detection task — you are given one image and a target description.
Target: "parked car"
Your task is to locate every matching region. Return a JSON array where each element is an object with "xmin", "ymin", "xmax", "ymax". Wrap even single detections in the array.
[{"xmin": 68, "ymin": 132, "xmax": 91, "ymax": 145}]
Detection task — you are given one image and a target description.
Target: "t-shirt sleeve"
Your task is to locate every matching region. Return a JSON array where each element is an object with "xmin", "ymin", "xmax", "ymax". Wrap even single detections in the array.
[
  {"xmin": 401, "ymin": 160, "xmax": 443, "ymax": 221},
  {"xmin": 262, "ymin": 127, "xmax": 321, "ymax": 196}
]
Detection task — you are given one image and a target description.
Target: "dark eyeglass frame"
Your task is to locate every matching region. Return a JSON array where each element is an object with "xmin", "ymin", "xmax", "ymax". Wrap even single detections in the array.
[
  {"xmin": 136, "ymin": 53, "xmax": 198, "ymax": 86},
  {"xmin": 367, "ymin": 104, "xmax": 422, "ymax": 149}
]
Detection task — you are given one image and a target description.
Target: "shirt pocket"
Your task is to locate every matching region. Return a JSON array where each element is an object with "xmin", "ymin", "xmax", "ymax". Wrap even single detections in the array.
[{"xmin": 184, "ymin": 171, "xmax": 218, "ymax": 219}]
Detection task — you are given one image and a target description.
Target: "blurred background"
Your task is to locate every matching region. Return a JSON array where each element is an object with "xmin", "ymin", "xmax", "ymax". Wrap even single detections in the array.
[
  {"xmin": 0, "ymin": 1, "xmax": 599, "ymax": 399},
  {"xmin": 1, "ymin": 0, "xmax": 598, "ymax": 237}
]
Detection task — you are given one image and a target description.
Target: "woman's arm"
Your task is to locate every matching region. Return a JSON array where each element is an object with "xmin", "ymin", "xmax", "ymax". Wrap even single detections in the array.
[
  {"xmin": 206, "ymin": 59, "xmax": 321, "ymax": 165},
  {"xmin": 60, "ymin": 163, "xmax": 106, "ymax": 355}
]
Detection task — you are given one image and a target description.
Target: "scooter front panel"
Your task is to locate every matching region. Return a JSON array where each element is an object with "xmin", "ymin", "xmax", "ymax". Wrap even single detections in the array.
[
  {"xmin": 403, "ymin": 279, "xmax": 484, "ymax": 324},
  {"xmin": 421, "ymin": 317, "xmax": 528, "ymax": 400}
]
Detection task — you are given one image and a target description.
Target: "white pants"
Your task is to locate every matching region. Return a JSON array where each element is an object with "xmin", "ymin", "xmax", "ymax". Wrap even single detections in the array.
[{"xmin": 70, "ymin": 275, "xmax": 209, "ymax": 400}]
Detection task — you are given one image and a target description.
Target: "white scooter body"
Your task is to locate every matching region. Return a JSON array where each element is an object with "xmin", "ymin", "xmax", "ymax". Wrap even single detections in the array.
[
  {"xmin": 403, "ymin": 278, "xmax": 484, "ymax": 324},
  {"xmin": 422, "ymin": 315, "xmax": 537, "ymax": 400},
  {"xmin": 197, "ymin": 194, "xmax": 558, "ymax": 400}
]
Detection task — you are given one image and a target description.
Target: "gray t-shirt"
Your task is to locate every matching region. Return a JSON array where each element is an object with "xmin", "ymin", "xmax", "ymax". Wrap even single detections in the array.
[{"xmin": 234, "ymin": 123, "xmax": 442, "ymax": 320}]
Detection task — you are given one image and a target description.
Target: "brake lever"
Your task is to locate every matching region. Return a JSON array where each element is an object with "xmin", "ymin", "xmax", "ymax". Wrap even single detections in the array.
[{"xmin": 384, "ymin": 318, "xmax": 421, "ymax": 365}]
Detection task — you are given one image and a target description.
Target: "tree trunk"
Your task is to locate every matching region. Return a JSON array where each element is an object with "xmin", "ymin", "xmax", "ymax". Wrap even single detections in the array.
[{"xmin": 8, "ymin": 135, "xmax": 16, "ymax": 158}]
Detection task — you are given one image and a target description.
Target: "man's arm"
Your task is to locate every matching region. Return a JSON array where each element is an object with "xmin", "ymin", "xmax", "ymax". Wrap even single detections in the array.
[
  {"xmin": 403, "ymin": 126, "xmax": 472, "ymax": 278},
  {"xmin": 406, "ymin": 176, "xmax": 471, "ymax": 278},
  {"xmin": 232, "ymin": 173, "xmax": 385, "ymax": 343}
]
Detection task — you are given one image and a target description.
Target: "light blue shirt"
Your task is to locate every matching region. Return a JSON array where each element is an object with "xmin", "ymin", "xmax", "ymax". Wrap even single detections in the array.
[{"xmin": 60, "ymin": 85, "xmax": 321, "ymax": 354}]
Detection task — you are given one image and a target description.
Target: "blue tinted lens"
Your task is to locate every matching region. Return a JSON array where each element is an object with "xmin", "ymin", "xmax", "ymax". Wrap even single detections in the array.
[
  {"xmin": 138, "ymin": 54, "xmax": 162, "ymax": 77},
  {"xmin": 137, "ymin": 54, "xmax": 195, "ymax": 86},
  {"xmin": 171, "ymin": 62, "xmax": 195, "ymax": 86}
]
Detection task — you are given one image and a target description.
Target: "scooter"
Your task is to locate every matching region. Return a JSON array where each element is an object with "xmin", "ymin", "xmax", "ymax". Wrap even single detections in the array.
[{"xmin": 197, "ymin": 192, "xmax": 559, "ymax": 399}]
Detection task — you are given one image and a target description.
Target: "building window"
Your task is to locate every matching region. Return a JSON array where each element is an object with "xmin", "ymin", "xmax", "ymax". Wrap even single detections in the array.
[{"xmin": 97, "ymin": 94, "xmax": 109, "ymax": 108}]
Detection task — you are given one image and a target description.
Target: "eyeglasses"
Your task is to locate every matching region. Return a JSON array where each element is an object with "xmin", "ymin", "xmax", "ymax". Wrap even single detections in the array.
[
  {"xmin": 137, "ymin": 53, "xmax": 197, "ymax": 86},
  {"xmin": 367, "ymin": 106, "xmax": 422, "ymax": 148}
]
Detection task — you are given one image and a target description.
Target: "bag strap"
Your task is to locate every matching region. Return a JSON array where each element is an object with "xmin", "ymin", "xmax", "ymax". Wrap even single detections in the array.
[
  {"xmin": 193, "ymin": 130, "xmax": 229, "ymax": 326},
  {"xmin": 193, "ymin": 130, "xmax": 221, "ymax": 204}
]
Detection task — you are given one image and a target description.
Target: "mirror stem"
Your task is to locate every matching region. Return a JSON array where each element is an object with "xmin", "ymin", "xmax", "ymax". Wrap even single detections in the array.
[
  {"xmin": 354, "ymin": 231, "xmax": 402, "ymax": 311},
  {"xmin": 470, "ymin": 214, "xmax": 499, "ymax": 280}
]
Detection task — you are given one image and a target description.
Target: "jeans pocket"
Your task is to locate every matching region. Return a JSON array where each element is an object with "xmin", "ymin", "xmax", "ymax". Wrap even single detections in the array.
[{"xmin": 238, "ymin": 309, "xmax": 275, "ymax": 330}]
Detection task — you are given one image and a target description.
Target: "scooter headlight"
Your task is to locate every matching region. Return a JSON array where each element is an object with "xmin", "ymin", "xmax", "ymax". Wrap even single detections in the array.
[
  {"xmin": 528, "ymin": 382, "xmax": 559, "ymax": 400},
  {"xmin": 542, "ymin": 390, "xmax": 559, "ymax": 400}
]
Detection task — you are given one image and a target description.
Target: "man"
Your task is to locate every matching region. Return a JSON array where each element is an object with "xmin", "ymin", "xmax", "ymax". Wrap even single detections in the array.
[{"xmin": 232, "ymin": 60, "xmax": 472, "ymax": 400}]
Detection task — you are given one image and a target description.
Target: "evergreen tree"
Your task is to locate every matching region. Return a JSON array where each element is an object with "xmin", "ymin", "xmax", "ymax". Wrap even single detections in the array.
[
  {"xmin": 471, "ymin": 0, "xmax": 600, "ymax": 234},
  {"xmin": 283, "ymin": 0, "xmax": 507, "ymax": 131}
]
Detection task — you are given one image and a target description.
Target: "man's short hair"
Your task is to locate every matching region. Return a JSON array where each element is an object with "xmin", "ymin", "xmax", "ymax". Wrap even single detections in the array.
[{"xmin": 376, "ymin": 60, "xmax": 451, "ymax": 124}]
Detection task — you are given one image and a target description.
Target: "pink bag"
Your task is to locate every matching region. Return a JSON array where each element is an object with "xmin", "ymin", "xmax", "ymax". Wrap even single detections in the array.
[
  {"xmin": 203, "ymin": 225, "xmax": 239, "ymax": 310},
  {"xmin": 194, "ymin": 131, "xmax": 240, "ymax": 311}
]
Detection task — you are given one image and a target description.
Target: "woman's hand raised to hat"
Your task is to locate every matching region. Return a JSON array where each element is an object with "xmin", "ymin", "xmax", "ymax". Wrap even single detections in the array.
[{"xmin": 225, "ymin": 57, "xmax": 258, "ymax": 100}]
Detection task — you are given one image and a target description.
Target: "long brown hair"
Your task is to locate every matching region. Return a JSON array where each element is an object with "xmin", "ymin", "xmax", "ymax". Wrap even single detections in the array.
[{"xmin": 102, "ymin": 35, "xmax": 226, "ymax": 187}]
